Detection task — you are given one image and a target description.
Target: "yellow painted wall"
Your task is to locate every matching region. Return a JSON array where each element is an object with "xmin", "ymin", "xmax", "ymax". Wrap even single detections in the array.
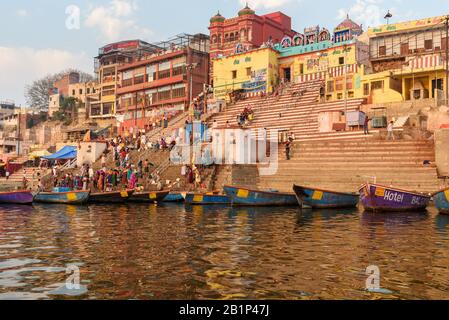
[{"xmin": 213, "ymin": 48, "xmax": 279, "ymax": 101}]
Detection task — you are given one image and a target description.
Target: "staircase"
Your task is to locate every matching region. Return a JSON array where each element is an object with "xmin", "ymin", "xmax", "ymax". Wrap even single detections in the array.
[
  {"xmin": 208, "ymin": 80, "xmax": 369, "ymax": 142},
  {"xmin": 0, "ymin": 167, "xmax": 49, "ymax": 190},
  {"xmin": 258, "ymin": 139, "xmax": 442, "ymax": 194}
]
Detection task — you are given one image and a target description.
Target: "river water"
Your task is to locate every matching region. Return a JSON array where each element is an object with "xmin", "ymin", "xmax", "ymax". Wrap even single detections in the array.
[{"xmin": 0, "ymin": 203, "xmax": 448, "ymax": 300}]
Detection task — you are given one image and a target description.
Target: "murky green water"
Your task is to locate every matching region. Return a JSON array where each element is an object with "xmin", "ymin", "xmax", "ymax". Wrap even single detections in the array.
[{"xmin": 0, "ymin": 203, "xmax": 448, "ymax": 300}]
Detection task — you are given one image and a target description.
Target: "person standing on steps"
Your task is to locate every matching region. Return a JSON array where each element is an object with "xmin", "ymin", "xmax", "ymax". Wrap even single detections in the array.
[
  {"xmin": 285, "ymin": 139, "xmax": 292, "ymax": 160},
  {"xmin": 387, "ymin": 121, "xmax": 395, "ymax": 140},
  {"xmin": 364, "ymin": 115, "xmax": 370, "ymax": 135}
]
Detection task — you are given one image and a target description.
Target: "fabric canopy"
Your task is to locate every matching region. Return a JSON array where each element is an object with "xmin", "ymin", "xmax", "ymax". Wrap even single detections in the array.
[
  {"xmin": 42, "ymin": 146, "xmax": 77, "ymax": 160},
  {"xmin": 28, "ymin": 150, "xmax": 51, "ymax": 160}
]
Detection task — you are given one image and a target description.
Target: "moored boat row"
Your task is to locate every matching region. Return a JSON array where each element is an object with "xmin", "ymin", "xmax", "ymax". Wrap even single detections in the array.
[
  {"xmin": 1, "ymin": 183, "xmax": 449, "ymax": 215},
  {"xmin": 0, "ymin": 189, "xmax": 180, "ymax": 205}
]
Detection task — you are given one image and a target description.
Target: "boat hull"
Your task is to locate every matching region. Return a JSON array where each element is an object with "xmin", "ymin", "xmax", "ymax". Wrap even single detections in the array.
[
  {"xmin": 293, "ymin": 185, "xmax": 359, "ymax": 209},
  {"xmin": 433, "ymin": 189, "xmax": 449, "ymax": 215},
  {"xmin": 185, "ymin": 193, "xmax": 230, "ymax": 205},
  {"xmin": 128, "ymin": 190, "xmax": 170, "ymax": 203},
  {"xmin": 89, "ymin": 190, "xmax": 134, "ymax": 204},
  {"xmin": 163, "ymin": 193, "xmax": 186, "ymax": 202},
  {"xmin": 224, "ymin": 186, "xmax": 298, "ymax": 207},
  {"xmin": 359, "ymin": 184, "xmax": 430, "ymax": 212},
  {"xmin": 0, "ymin": 191, "xmax": 34, "ymax": 205},
  {"xmin": 34, "ymin": 191, "xmax": 90, "ymax": 205}
]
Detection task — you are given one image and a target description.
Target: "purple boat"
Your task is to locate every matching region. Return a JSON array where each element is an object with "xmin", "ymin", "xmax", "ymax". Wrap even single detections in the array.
[
  {"xmin": 359, "ymin": 183, "xmax": 431, "ymax": 212},
  {"xmin": 0, "ymin": 190, "xmax": 34, "ymax": 205}
]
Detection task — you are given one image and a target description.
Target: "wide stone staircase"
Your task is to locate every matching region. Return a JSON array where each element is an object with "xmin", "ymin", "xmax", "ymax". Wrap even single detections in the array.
[
  {"xmin": 258, "ymin": 139, "xmax": 443, "ymax": 194},
  {"xmin": 209, "ymin": 80, "xmax": 371, "ymax": 142}
]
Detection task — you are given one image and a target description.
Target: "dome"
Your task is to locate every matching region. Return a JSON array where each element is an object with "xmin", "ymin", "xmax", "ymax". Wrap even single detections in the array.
[
  {"xmin": 336, "ymin": 14, "xmax": 362, "ymax": 31},
  {"xmin": 210, "ymin": 11, "xmax": 225, "ymax": 23},
  {"xmin": 238, "ymin": 4, "xmax": 255, "ymax": 17}
]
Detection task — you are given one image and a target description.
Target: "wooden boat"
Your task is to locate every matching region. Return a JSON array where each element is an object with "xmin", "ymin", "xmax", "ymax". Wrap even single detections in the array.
[
  {"xmin": 128, "ymin": 190, "xmax": 170, "ymax": 203},
  {"xmin": 0, "ymin": 190, "xmax": 34, "ymax": 205},
  {"xmin": 163, "ymin": 192, "xmax": 186, "ymax": 202},
  {"xmin": 223, "ymin": 185, "xmax": 298, "ymax": 207},
  {"xmin": 88, "ymin": 190, "xmax": 134, "ymax": 204},
  {"xmin": 293, "ymin": 185, "xmax": 359, "ymax": 209},
  {"xmin": 33, "ymin": 190, "xmax": 90, "ymax": 205},
  {"xmin": 184, "ymin": 193, "xmax": 230, "ymax": 205},
  {"xmin": 359, "ymin": 183, "xmax": 430, "ymax": 212},
  {"xmin": 433, "ymin": 188, "xmax": 449, "ymax": 215}
]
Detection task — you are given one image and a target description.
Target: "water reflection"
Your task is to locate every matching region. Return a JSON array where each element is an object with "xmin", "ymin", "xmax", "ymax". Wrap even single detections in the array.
[{"xmin": 0, "ymin": 203, "xmax": 448, "ymax": 299}]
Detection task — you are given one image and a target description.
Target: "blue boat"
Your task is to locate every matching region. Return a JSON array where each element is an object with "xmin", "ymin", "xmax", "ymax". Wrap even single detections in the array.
[
  {"xmin": 34, "ymin": 189, "xmax": 90, "ymax": 205},
  {"xmin": 163, "ymin": 192, "xmax": 186, "ymax": 203},
  {"xmin": 293, "ymin": 185, "xmax": 359, "ymax": 209},
  {"xmin": 433, "ymin": 188, "xmax": 449, "ymax": 215},
  {"xmin": 185, "ymin": 193, "xmax": 230, "ymax": 205},
  {"xmin": 223, "ymin": 185, "xmax": 298, "ymax": 207}
]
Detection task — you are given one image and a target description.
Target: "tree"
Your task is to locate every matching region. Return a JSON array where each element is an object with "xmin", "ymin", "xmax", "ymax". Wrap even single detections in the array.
[{"xmin": 25, "ymin": 69, "xmax": 94, "ymax": 111}]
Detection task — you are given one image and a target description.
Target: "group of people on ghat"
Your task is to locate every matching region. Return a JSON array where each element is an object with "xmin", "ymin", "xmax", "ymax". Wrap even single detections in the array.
[{"xmin": 237, "ymin": 106, "xmax": 255, "ymax": 127}]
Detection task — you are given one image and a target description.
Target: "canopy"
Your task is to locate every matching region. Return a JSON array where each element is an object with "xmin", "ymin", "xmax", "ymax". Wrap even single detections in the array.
[
  {"xmin": 42, "ymin": 146, "xmax": 77, "ymax": 160},
  {"xmin": 28, "ymin": 150, "xmax": 51, "ymax": 160}
]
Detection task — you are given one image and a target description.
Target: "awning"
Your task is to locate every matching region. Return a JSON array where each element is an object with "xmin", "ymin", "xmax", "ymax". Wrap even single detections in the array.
[
  {"xmin": 42, "ymin": 146, "xmax": 77, "ymax": 160},
  {"xmin": 28, "ymin": 150, "xmax": 51, "ymax": 160}
]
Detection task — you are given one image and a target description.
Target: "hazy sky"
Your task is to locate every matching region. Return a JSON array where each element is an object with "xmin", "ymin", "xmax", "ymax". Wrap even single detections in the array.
[{"xmin": 1, "ymin": 0, "xmax": 449, "ymax": 106}]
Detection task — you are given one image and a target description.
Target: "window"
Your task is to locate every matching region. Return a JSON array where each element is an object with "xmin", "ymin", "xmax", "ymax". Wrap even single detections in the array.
[
  {"xmin": 232, "ymin": 70, "xmax": 237, "ymax": 79},
  {"xmin": 327, "ymin": 80, "xmax": 334, "ymax": 93},
  {"xmin": 79, "ymin": 89, "xmax": 83, "ymax": 95},
  {"xmin": 336, "ymin": 78, "xmax": 343, "ymax": 91},
  {"xmin": 246, "ymin": 67, "xmax": 252, "ymax": 77},
  {"xmin": 103, "ymin": 103, "xmax": 113, "ymax": 115},
  {"xmin": 87, "ymin": 88, "xmax": 90, "ymax": 94},
  {"xmin": 172, "ymin": 65, "xmax": 185, "ymax": 76},
  {"xmin": 339, "ymin": 57, "xmax": 345, "ymax": 65},
  {"xmin": 172, "ymin": 84, "xmax": 186, "ymax": 98},
  {"xmin": 346, "ymin": 76, "xmax": 353, "ymax": 90},
  {"xmin": 425, "ymin": 39, "xmax": 433, "ymax": 50},
  {"xmin": 371, "ymin": 80, "xmax": 384, "ymax": 90},
  {"xmin": 72, "ymin": 90, "xmax": 76, "ymax": 95},
  {"xmin": 299, "ymin": 64, "xmax": 304, "ymax": 74},
  {"xmin": 379, "ymin": 45, "xmax": 387, "ymax": 56},
  {"xmin": 363, "ymin": 83, "xmax": 370, "ymax": 96},
  {"xmin": 158, "ymin": 69, "xmax": 171, "ymax": 80},
  {"xmin": 400, "ymin": 43, "xmax": 409, "ymax": 55}
]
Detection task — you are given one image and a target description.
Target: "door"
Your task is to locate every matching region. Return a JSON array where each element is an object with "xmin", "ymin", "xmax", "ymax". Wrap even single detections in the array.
[{"xmin": 283, "ymin": 68, "xmax": 291, "ymax": 83}]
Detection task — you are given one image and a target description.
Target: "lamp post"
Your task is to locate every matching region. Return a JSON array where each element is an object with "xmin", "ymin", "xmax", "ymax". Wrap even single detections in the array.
[
  {"xmin": 445, "ymin": 15, "xmax": 449, "ymax": 104},
  {"xmin": 186, "ymin": 63, "xmax": 199, "ymax": 109},
  {"xmin": 343, "ymin": 44, "xmax": 349, "ymax": 131}
]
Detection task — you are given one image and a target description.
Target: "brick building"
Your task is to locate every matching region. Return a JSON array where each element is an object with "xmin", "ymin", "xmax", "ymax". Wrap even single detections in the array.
[
  {"xmin": 209, "ymin": 4, "xmax": 296, "ymax": 83},
  {"xmin": 115, "ymin": 34, "xmax": 209, "ymax": 134}
]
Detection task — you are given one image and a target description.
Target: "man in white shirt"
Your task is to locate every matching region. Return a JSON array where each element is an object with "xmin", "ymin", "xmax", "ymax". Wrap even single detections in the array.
[{"xmin": 387, "ymin": 121, "xmax": 395, "ymax": 140}]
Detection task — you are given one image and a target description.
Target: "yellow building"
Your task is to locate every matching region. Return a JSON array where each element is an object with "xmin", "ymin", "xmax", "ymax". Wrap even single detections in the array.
[
  {"xmin": 277, "ymin": 38, "xmax": 369, "ymax": 101},
  {"xmin": 362, "ymin": 15, "xmax": 448, "ymax": 104},
  {"xmin": 212, "ymin": 47, "xmax": 279, "ymax": 101}
]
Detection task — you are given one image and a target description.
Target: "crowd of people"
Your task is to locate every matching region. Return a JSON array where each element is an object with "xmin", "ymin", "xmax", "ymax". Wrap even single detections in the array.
[{"xmin": 237, "ymin": 106, "xmax": 255, "ymax": 127}]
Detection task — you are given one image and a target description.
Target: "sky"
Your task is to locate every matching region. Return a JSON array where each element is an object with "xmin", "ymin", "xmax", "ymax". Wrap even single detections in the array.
[{"xmin": 1, "ymin": 0, "xmax": 449, "ymax": 106}]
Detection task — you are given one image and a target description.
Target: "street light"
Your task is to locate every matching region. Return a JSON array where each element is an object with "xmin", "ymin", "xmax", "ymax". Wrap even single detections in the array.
[
  {"xmin": 186, "ymin": 63, "xmax": 199, "ymax": 106},
  {"xmin": 384, "ymin": 10, "xmax": 393, "ymax": 25}
]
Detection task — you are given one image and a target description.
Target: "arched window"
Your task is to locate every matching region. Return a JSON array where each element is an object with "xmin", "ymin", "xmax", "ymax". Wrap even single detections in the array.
[
  {"xmin": 212, "ymin": 35, "xmax": 218, "ymax": 44},
  {"xmin": 230, "ymin": 33, "xmax": 235, "ymax": 42}
]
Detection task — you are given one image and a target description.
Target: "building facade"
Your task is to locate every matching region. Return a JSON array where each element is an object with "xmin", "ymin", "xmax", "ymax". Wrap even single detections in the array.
[
  {"xmin": 364, "ymin": 15, "xmax": 448, "ymax": 104},
  {"xmin": 212, "ymin": 16, "xmax": 369, "ymax": 102},
  {"xmin": 209, "ymin": 5, "xmax": 296, "ymax": 83},
  {"xmin": 115, "ymin": 34, "xmax": 210, "ymax": 134},
  {"xmin": 276, "ymin": 18, "xmax": 369, "ymax": 101},
  {"xmin": 90, "ymin": 40, "xmax": 160, "ymax": 127},
  {"xmin": 213, "ymin": 47, "xmax": 279, "ymax": 101}
]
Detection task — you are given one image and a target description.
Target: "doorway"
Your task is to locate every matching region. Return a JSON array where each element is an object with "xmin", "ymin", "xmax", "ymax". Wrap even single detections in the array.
[{"xmin": 283, "ymin": 68, "xmax": 291, "ymax": 83}]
